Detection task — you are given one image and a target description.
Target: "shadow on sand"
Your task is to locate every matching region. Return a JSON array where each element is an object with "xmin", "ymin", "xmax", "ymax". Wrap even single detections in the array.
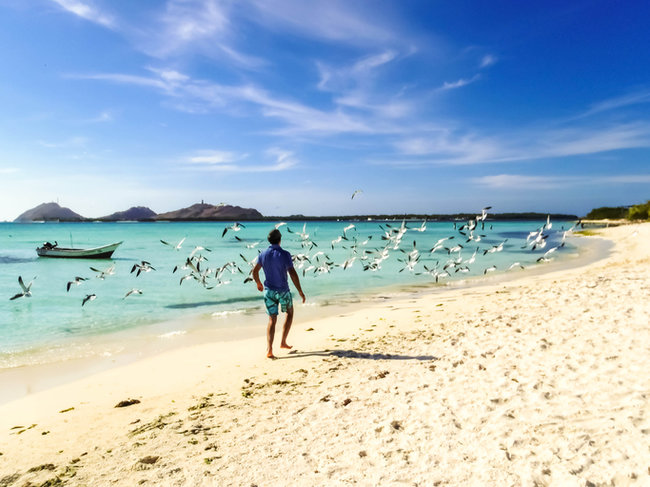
[{"xmin": 277, "ymin": 349, "xmax": 437, "ymax": 361}]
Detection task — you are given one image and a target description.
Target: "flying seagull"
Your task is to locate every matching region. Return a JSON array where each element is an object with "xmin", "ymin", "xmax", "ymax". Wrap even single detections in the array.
[
  {"xmin": 90, "ymin": 264, "xmax": 115, "ymax": 280},
  {"xmin": 66, "ymin": 276, "xmax": 87, "ymax": 292},
  {"xmin": 131, "ymin": 261, "xmax": 156, "ymax": 277},
  {"xmin": 10, "ymin": 276, "xmax": 36, "ymax": 300},
  {"xmin": 123, "ymin": 288, "xmax": 143, "ymax": 299},
  {"xmin": 160, "ymin": 237, "xmax": 186, "ymax": 250},
  {"xmin": 82, "ymin": 294, "xmax": 96, "ymax": 307},
  {"xmin": 351, "ymin": 189, "xmax": 363, "ymax": 199},
  {"xmin": 222, "ymin": 223, "xmax": 245, "ymax": 238}
]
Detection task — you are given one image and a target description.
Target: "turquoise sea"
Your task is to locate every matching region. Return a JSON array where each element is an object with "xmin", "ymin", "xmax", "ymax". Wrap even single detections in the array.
[{"xmin": 0, "ymin": 219, "xmax": 582, "ymax": 371}]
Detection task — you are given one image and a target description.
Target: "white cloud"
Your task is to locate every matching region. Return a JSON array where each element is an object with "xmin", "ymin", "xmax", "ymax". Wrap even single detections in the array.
[
  {"xmin": 575, "ymin": 90, "xmax": 650, "ymax": 119},
  {"xmin": 77, "ymin": 68, "xmax": 404, "ymax": 135},
  {"xmin": 187, "ymin": 150, "xmax": 247, "ymax": 165},
  {"xmin": 37, "ymin": 136, "xmax": 89, "ymax": 149},
  {"xmin": 391, "ymin": 122, "xmax": 650, "ymax": 166},
  {"xmin": 183, "ymin": 147, "xmax": 297, "ymax": 172},
  {"xmin": 51, "ymin": 0, "xmax": 115, "ymax": 28},
  {"xmin": 393, "ymin": 131, "xmax": 502, "ymax": 164},
  {"xmin": 132, "ymin": 0, "xmax": 265, "ymax": 68},
  {"xmin": 245, "ymin": 0, "xmax": 394, "ymax": 45},
  {"xmin": 472, "ymin": 174, "xmax": 562, "ymax": 189},
  {"xmin": 480, "ymin": 54, "xmax": 497, "ymax": 68},
  {"xmin": 439, "ymin": 74, "xmax": 480, "ymax": 91},
  {"xmin": 69, "ymin": 72, "xmax": 169, "ymax": 90},
  {"xmin": 87, "ymin": 110, "xmax": 113, "ymax": 123},
  {"xmin": 473, "ymin": 173, "xmax": 650, "ymax": 189}
]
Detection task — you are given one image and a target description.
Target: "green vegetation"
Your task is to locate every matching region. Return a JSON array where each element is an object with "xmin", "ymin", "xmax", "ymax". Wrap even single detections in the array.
[
  {"xmin": 584, "ymin": 200, "xmax": 650, "ymax": 221},
  {"xmin": 585, "ymin": 206, "xmax": 628, "ymax": 220},
  {"xmin": 627, "ymin": 200, "xmax": 650, "ymax": 221}
]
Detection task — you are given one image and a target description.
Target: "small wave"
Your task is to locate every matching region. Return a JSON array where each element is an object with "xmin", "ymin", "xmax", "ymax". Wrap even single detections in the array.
[
  {"xmin": 211, "ymin": 310, "xmax": 245, "ymax": 318},
  {"xmin": 158, "ymin": 330, "xmax": 187, "ymax": 339}
]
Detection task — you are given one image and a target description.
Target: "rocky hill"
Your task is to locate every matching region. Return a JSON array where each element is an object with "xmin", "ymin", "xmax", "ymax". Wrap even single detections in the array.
[
  {"xmin": 156, "ymin": 203, "xmax": 262, "ymax": 221},
  {"xmin": 99, "ymin": 206, "xmax": 157, "ymax": 221},
  {"xmin": 14, "ymin": 202, "xmax": 86, "ymax": 222}
]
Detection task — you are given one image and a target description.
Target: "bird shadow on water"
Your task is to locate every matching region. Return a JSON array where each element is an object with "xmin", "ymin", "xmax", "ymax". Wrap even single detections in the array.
[{"xmin": 277, "ymin": 349, "xmax": 438, "ymax": 361}]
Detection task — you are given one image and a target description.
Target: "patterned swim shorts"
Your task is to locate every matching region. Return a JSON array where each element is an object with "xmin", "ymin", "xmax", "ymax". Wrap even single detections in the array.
[{"xmin": 264, "ymin": 289, "xmax": 293, "ymax": 315}]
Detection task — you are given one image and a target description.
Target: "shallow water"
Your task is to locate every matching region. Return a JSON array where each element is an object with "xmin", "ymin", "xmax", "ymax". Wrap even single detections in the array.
[{"xmin": 0, "ymin": 219, "xmax": 578, "ymax": 369}]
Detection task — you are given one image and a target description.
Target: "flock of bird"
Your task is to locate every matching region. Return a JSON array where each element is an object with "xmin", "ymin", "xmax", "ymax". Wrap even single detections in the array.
[{"xmin": 8, "ymin": 207, "xmax": 581, "ymax": 307}]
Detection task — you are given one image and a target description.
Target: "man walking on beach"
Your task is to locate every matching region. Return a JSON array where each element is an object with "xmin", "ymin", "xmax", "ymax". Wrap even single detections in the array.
[{"xmin": 253, "ymin": 229, "xmax": 306, "ymax": 359}]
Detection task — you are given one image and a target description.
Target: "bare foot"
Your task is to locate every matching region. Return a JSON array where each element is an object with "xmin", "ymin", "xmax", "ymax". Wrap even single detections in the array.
[
  {"xmin": 280, "ymin": 343, "xmax": 292, "ymax": 350},
  {"xmin": 267, "ymin": 351, "xmax": 276, "ymax": 359}
]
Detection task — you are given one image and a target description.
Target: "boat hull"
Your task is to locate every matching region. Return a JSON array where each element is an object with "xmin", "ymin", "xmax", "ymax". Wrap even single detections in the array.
[{"xmin": 36, "ymin": 242, "xmax": 123, "ymax": 259}]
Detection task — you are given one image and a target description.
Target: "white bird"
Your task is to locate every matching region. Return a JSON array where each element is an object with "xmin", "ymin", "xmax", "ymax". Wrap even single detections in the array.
[
  {"xmin": 161, "ymin": 237, "xmax": 186, "ymax": 251},
  {"xmin": 222, "ymin": 223, "xmax": 245, "ymax": 238},
  {"xmin": 544, "ymin": 215, "xmax": 552, "ymax": 231},
  {"xmin": 507, "ymin": 262, "xmax": 525, "ymax": 271},
  {"xmin": 131, "ymin": 261, "xmax": 156, "ymax": 277},
  {"xmin": 82, "ymin": 294, "xmax": 96, "ymax": 306},
  {"xmin": 351, "ymin": 189, "xmax": 363, "ymax": 199},
  {"xmin": 483, "ymin": 239, "xmax": 507, "ymax": 255},
  {"xmin": 483, "ymin": 265, "xmax": 497, "ymax": 275},
  {"xmin": 10, "ymin": 276, "xmax": 36, "ymax": 300},
  {"xmin": 412, "ymin": 220, "xmax": 427, "ymax": 232},
  {"xmin": 123, "ymin": 288, "xmax": 143, "ymax": 299},
  {"xmin": 90, "ymin": 264, "xmax": 115, "ymax": 280},
  {"xmin": 275, "ymin": 222, "xmax": 287, "ymax": 230},
  {"xmin": 66, "ymin": 276, "xmax": 87, "ymax": 292},
  {"xmin": 189, "ymin": 246, "xmax": 212, "ymax": 258},
  {"xmin": 479, "ymin": 206, "xmax": 492, "ymax": 221}
]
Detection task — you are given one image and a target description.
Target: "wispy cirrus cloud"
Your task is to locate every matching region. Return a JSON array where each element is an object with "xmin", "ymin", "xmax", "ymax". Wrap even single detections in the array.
[
  {"xmin": 50, "ymin": 0, "xmax": 115, "ymax": 28},
  {"xmin": 391, "ymin": 121, "xmax": 650, "ymax": 165},
  {"xmin": 129, "ymin": 0, "xmax": 266, "ymax": 69},
  {"xmin": 573, "ymin": 89, "xmax": 650, "ymax": 120},
  {"xmin": 473, "ymin": 173, "xmax": 650, "ymax": 189},
  {"xmin": 245, "ymin": 0, "xmax": 395, "ymax": 45},
  {"xmin": 71, "ymin": 67, "xmax": 408, "ymax": 135},
  {"xmin": 86, "ymin": 110, "xmax": 114, "ymax": 123},
  {"xmin": 317, "ymin": 50, "xmax": 399, "ymax": 91},
  {"xmin": 183, "ymin": 147, "xmax": 297, "ymax": 172},
  {"xmin": 480, "ymin": 54, "xmax": 497, "ymax": 68},
  {"xmin": 439, "ymin": 74, "xmax": 480, "ymax": 91},
  {"xmin": 37, "ymin": 136, "xmax": 89, "ymax": 149},
  {"xmin": 186, "ymin": 150, "xmax": 248, "ymax": 165}
]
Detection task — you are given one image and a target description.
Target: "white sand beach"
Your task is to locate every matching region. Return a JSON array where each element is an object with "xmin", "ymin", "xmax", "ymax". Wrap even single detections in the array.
[{"xmin": 0, "ymin": 223, "xmax": 649, "ymax": 486}]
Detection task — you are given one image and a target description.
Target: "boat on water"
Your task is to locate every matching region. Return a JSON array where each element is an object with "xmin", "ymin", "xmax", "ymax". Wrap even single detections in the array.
[{"xmin": 36, "ymin": 241, "xmax": 123, "ymax": 259}]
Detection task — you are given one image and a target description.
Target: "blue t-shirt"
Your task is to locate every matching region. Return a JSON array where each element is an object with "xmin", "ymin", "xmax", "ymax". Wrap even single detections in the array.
[{"xmin": 258, "ymin": 244, "xmax": 293, "ymax": 292}]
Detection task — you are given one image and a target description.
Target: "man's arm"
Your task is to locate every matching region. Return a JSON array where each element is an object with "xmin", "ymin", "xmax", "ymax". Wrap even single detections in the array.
[
  {"xmin": 288, "ymin": 268, "xmax": 306, "ymax": 303},
  {"xmin": 252, "ymin": 262, "xmax": 264, "ymax": 292}
]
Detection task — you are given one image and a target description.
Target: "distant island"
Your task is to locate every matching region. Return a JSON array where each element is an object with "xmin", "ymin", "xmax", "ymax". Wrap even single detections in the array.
[
  {"xmin": 14, "ymin": 202, "xmax": 86, "ymax": 222},
  {"xmin": 12, "ymin": 201, "xmax": 584, "ymax": 223},
  {"xmin": 99, "ymin": 206, "xmax": 158, "ymax": 222},
  {"xmin": 156, "ymin": 203, "xmax": 262, "ymax": 221},
  {"xmin": 13, "ymin": 202, "xmax": 263, "ymax": 222}
]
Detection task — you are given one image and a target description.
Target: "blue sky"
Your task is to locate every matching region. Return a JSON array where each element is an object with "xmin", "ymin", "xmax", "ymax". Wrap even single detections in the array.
[{"xmin": 1, "ymin": 0, "xmax": 649, "ymax": 220}]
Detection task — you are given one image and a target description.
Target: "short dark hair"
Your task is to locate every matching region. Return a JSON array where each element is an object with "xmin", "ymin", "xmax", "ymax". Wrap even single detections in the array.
[{"xmin": 268, "ymin": 229, "xmax": 282, "ymax": 244}]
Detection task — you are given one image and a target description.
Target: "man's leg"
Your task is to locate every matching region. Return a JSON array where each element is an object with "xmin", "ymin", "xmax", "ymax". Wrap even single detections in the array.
[
  {"xmin": 267, "ymin": 314, "xmax": 278, "ymax": 358},
  {"xmin": 280, "ymin": 306, "xmax": 293, "ymax": 349}
]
